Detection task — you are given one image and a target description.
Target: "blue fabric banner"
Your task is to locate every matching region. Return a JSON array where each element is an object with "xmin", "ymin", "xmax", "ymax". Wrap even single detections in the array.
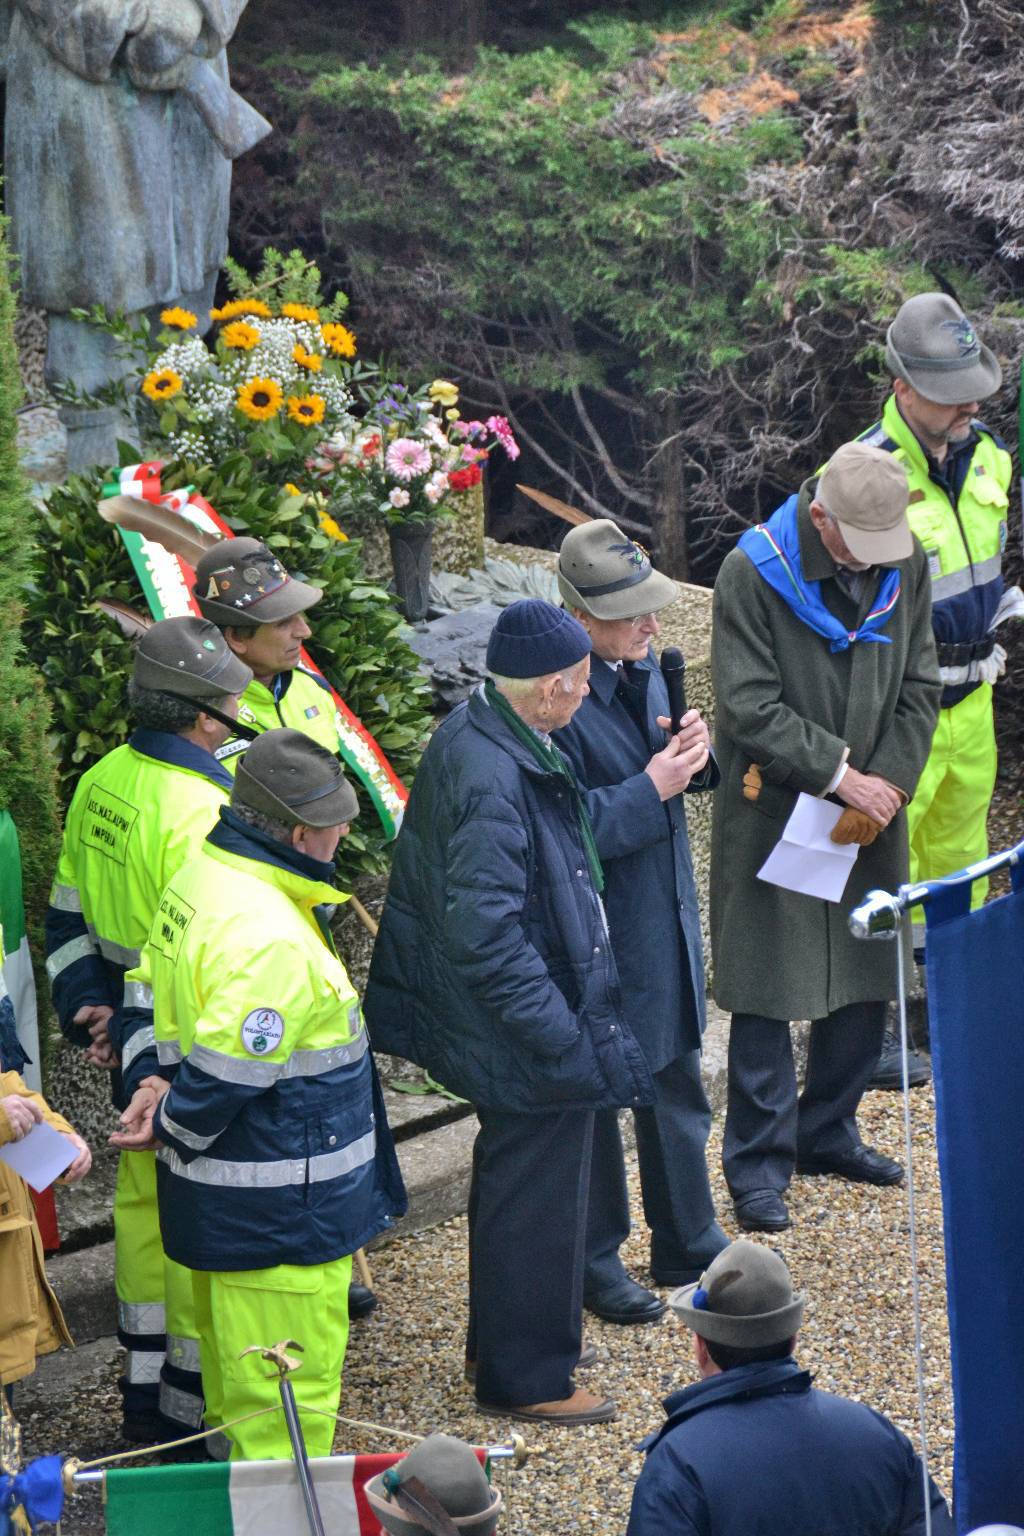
[{"xmin": 925, "ymin": 863, "xmax": 1024, "ymax": 1533}]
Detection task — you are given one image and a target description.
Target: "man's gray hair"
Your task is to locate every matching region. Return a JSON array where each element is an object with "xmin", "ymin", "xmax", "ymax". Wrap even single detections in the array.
[
  {"xmin": 127, "ymin": 678, "xmax": 200, "ymax": 734},
  {"xmin": 228, "ymin": 797, "xmax": 294, "ymax": 846},
  {"xmin": 490, "ymin": 663, "xmax": 581, "ymax": 701}
]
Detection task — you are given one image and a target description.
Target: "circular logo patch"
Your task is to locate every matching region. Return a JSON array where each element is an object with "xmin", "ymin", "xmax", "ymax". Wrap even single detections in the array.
[
  {"xmin": 243, "ymin": 565, "xmax": 263, "ymax": 586},
  {"xmin": 241, "ymin": 1008, "xmax": 285, "ymax": 1056}
]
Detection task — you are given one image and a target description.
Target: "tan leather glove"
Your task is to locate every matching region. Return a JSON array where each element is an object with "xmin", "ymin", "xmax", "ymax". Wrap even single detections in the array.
[
  {"xmin": 830, "ymin": 807, "xmax": 884, "ymax": 847},
  {"xmin": 742, "ymin": 763, "xmax": 762, "ymax": 802}
]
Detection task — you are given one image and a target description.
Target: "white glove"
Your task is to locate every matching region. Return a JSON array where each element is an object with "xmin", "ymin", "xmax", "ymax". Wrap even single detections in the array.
[{"xmin": 939, "ymin": 642, "xmax": 1007, "ymax": 688}]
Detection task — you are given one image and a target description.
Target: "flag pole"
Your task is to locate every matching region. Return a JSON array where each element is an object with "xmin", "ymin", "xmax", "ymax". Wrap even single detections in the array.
[{"xmin": 239, "ymin": 1341, "xmax": 326, "ymax": 1536}]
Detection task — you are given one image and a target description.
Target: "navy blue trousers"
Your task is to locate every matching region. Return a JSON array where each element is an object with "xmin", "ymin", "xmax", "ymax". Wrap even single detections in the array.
[
  {"xmin": 723, "ymin": 1002, "xmax": 887, "ymax": 1198},
  {"xmin": 467, "ymin": 1106, "xmax": 593, "ymax": 1407},
  {"xmin": 584, "ymin": 1052, "xmax": 727, "ymax": 1290}
]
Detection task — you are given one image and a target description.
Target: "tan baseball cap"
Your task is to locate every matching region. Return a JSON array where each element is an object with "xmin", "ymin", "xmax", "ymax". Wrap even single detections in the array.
[{"xmin": 816, "ymin": 441, "xmax": 913, "ymax": 565}]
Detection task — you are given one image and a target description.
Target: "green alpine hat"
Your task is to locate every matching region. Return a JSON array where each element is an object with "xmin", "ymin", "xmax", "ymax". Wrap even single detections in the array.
[
  {"xmin": 233, "ymin": 728, "xmax": 359, "ymax": 828},
  {"xmin": 365, "ymin": 1434, "xmax": 502, "ymax": 1536},
  {"xmin": 886, "ymin": 293, "xmax": 1002, "ymax": 406},
  {"xmin": 193, "ymin": 537, "xmax": 323, "ymax": 629},
  {"xmin": 670, "ymin": 1239, "xmax": 805, "ymax": 1349},
  {"xmin": 132, "ymin": 617, "xmax": 252, "ymax": 700},
  {"xmin": 557, "ymin": 519, "xmax": 678, "ymax": 621}
]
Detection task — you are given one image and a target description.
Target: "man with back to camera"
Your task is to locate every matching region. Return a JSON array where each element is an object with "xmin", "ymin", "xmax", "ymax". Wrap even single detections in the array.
[
  {"xmin": 710, "ymin": 441, "xmax": 941, "ymax": 1234},
  {"xmin": 626, "ymin": 1237, "xmax": 954, "ymax": 1534},
  {"xmin": 45, "ymin": 617, "xmax": 251, "ymax": 1441},
  {"xmin": 554, "ymin": 519, "xmax": 728, "ymax": 1326},
  {"xmin": 859, "ymin": 294, "xmax": 1014, "ymax": 1087}
]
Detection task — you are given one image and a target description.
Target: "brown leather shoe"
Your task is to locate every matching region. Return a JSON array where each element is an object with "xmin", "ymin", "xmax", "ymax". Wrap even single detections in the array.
[
  {"xmin": 464, "ymin": 1340, "xmax": 597, "ymax": 1384},
  {"xmin": 474, "ymin": 1387, "xmax": 616, "ymax": 1425}
]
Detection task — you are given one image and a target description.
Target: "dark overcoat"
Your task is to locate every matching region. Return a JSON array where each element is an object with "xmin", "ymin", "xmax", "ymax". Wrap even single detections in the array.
[
  {"xmin": 554, "ymin": 651, "xmax": 717, "ymax": 1073},
  {"xmin": 710, "ymin": 481, "xmax": 941, "ymax": 1020},
  {"xmin": 626, "ymin": 1359, "xmax": 954, "ymax": 1536},
  {"xmin": 364, "ymin": 688, "xmax": 654, "ymax": 1115}
]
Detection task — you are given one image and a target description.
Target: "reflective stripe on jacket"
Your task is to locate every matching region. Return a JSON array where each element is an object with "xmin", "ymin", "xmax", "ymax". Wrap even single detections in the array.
[
  {"xmin": 215, "ymin": 666, "xmax": 341, "ymax": 772},
  {"xmin": 860, "ymin": 396, "xmax": 1012, "ymax": 708},
  {"xmin": 45, "ymin": 732, "xmax": 231, "ymax": 1047},
  {"xmin": 138, "ymin": 817, "xmax": 406, "ymax": 1270}
]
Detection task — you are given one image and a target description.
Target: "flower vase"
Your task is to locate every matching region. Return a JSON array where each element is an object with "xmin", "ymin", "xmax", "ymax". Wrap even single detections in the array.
[{"xmin": 388, "ymin": 519, "xmax": 435, "ymax": 624}]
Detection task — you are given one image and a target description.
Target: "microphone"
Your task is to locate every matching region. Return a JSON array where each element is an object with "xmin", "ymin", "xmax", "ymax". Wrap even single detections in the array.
[{"xmin": 660, "ymin": 646, "xmax": 688, "ymax": 734}]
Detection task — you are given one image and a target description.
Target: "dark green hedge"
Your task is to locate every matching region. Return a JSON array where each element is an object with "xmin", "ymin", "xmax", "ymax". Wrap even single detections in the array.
[{"xmin": 24, "ymin": 451, "xmax": 433, "ymax": 882}]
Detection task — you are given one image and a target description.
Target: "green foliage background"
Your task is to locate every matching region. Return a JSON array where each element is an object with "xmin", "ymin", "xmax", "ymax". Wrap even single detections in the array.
[
  {"xmin": 0, "ymin": 227, "xmax": 61, "ymax": 948},
  {"xmin": 24, "ymin": 454, "xmax": 433, "ymax": 883}
]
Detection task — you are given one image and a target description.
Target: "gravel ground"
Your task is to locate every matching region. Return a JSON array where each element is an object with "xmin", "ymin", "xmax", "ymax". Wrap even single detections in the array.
[{"xmin": 30, "ymin": 1082, "xmax": 950, "ymax": 1536}]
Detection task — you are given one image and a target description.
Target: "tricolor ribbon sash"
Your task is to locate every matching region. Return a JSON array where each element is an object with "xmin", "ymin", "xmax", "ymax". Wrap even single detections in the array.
[{"xmin": 101, "ymin": 463, "xmax": 407, "ymax": 839}]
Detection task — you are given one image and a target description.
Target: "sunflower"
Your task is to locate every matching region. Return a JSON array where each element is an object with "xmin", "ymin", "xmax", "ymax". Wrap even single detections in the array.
[
  {"xmin": 210, "ymin": 298, "xmax": 272, "ymax": 321},
  {"xmin": 317, "ymin": 507, "xmax": 348, "ymax": 541},
  {"xmin": 159, "ymin": 306, "xmax": 197, "ymax": 329},
  {"xmin": 141, "ymin": 367, "xmax": 183, "ymax": 402},
  {"xmin": 320, "ymin": 322, "xmax": 357, "ymax": 358},
  {"xmin": 222, "ymin": 320, "xmax": 261, "ymax": 351},
  {"xmin": 292, "ymin": 344, "xmax": 323, "ymax": 372},
  {"xmin": 281, "ymin": 302, "xmax": 321, "ymax": 324},
  {"xmin": 237, "ymin": 378, "xmax": 284, "ymax": 421},
  {"xmin": 287, "ymin": 393, "xmax": 327, "ymax": 426}
]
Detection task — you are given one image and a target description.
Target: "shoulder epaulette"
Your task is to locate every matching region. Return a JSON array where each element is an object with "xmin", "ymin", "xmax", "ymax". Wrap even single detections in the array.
[{"xmin": 857, "ymin": 421, "xmax": 898, "ymax": 453}]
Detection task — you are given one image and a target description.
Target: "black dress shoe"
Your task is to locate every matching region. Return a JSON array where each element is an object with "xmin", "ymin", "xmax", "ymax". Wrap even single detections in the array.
[
  {"xmin": 796, "ymin": 1144, "xmax": 903, "ymax": 1186},
  {"xmin": 868, "ymin": 1028, "xmax": 930, "ymax": 1091},
  {"xmin": 348, "ymin": 1282, "xmax": 378, "ymax": 1319},
  {"xmin": 584, "ymin": 1277, "xmax": 666, "ymax": 1325},
  {"xmin": 733, "ymin": 1190, "xmax": 791, "ymax": 1233}
]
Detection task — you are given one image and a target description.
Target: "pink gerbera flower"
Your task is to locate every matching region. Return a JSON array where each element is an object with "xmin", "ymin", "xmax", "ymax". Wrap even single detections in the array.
[
  {"xmin": 485, "ymin": 415, "xmax": 520, "ymax": 460},
  {"xmin": 385, "ymin": 437, "xmax": 432, "ymax": 481}
]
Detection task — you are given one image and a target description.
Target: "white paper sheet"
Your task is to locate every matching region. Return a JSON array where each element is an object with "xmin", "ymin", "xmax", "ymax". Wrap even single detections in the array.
[
  {"xmin": 757, "ymin": 793, "xmax": 859, "ymax": 904},
  {"xmin": 0, "ymin": 1120, "xmax": 76, "ymax": 1192}
]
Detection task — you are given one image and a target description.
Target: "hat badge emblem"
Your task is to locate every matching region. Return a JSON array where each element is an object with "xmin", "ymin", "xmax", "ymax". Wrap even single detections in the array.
[
  {"xmin": 609, "ymin": 540, "xmax": 646, "ymax": 570},
  {"xmin": 941, "ymin": 317, "xmax": 978, "ymax": 356},
  {"xmin": 243, "ymin": 565, "xmax": 263, "ymax": 586}
]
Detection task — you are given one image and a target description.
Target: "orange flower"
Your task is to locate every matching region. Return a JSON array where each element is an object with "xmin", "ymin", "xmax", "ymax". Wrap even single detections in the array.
[
  {"xmin": 237, "ymin": 378, "xmax": 283, "ymax": 420},
  {"xmin": 222, "ymin": 320, "xmax": 260, "ymax": 350},
  {"xmin": 159, "ymin": 306, "xmax": 197, "ymax": 329},
  {"xmin": 141, "ymin": 368, "xmax": 182, "ymax": 402},
  {"xmin": 282, "ymin": 302, "xmax": 321, "ymax": 324},
  {"xmin": 293, "ymin": 344, "xmax": 323, "ymax": 372},
  {"xmin": 320, "ymin": 322, "xmax": 357, "ymax": 358},
  {"xmin": 286, "ymin": 394, "xmax": 327, "ymax": 426},
  {"xmin": 211, "ymin": 298, "xmax": 272, "ymax": 321}
]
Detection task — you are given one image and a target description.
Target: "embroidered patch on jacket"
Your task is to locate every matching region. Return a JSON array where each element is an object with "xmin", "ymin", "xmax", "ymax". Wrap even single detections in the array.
[
  {"xmin": 304, "ymin": 705, "xmax": 320, "ymax": 719},
  {"xmin": 241, "ymin": 1008, "xmax": 285, "ymax": 1056}
]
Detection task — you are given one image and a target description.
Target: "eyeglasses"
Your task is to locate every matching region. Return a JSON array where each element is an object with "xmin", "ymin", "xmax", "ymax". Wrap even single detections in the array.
[{"xmin": 627, "ymin": 612, "xmax": 657, "ymax": 631}]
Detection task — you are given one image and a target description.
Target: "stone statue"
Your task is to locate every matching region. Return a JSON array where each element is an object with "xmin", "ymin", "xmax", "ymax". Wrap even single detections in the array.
[{"xmin": 2, "ymin": 0, "xmax": 270, "ymax": 471}]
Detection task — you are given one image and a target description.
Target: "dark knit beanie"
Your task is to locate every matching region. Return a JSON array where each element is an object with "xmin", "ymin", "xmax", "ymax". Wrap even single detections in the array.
[{"xmin": 485, "ymin": 599, "xmax": 592, "ymax": 680}]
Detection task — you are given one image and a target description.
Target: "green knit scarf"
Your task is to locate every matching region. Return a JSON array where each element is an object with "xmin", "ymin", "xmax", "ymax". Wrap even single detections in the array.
[{"xmin": 484, "ymin": 679, "xmax": 604, "ymax": 895}]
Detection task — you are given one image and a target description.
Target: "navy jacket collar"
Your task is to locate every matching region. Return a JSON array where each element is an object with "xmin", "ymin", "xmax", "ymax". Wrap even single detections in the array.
[
  {"xmin": 129, "ymin": 729, "xmax": 234, "ymax": 790},
  {"xmin": 207, "ymin": 805, "xmax": 338, "ymax": 886},
  {"xmin": 641, "ymin": 1359, "xmax": 811, "ymax": 1451}
]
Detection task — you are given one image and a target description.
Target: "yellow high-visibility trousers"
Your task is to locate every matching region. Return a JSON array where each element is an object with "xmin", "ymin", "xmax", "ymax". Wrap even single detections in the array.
[
  {"xmin": 193, "ymin": 1254, "xmax": 352, "ymax": 1461},
  {"xmin": 906, "ymin": 682, "xmax": 997, "ymax": 940},
  {"xmin": 113, "ymin": 1151, "xmax": 165, "ymax": 1412}
]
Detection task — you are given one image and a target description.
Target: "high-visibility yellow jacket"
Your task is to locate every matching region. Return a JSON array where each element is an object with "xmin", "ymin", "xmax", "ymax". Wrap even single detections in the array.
[
  {"xmin": 129, "ymin": 816, "xmax": 406, "ymax": 1271},
  {"xmin": 45, "ymin": 732, "xmax": 231, "ymax": 1057},
  {"xmin": 215, "ymin": 666, "xmax": 341, "ymax": 773},
  {"xmin": 859, "ymin": 396, "xmax": 1012, "ymax": 708}
]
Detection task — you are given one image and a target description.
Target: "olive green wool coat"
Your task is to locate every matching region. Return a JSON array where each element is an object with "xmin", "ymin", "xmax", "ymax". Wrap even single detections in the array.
[{"xmin": 709, "ymin": 482, "xmax": 941, "ymax": 1021}]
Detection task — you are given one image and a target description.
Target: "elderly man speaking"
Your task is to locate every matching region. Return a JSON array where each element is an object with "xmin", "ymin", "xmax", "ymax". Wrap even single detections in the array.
[
  {"xmin": 365, "ymin": 599, "xmax": 653, "ymax": 1426},
  {"xmin": 710, "ymin": 442, "xmax": 941, "ymax": 1234}
]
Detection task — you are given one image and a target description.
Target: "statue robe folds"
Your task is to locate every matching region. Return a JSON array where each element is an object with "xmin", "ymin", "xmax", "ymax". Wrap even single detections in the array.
[{"xmin": 4, "ymin": 0, "xmax": 251, "ymax": 314}]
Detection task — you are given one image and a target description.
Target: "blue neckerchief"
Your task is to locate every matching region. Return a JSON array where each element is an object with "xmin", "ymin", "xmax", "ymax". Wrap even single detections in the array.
[
  {"xmin": 738, "ymin": 495, "xmax": 901, "ymax": 652},
  {"xmin": 129, "ymin": 729, "xmax": 234, "ymax": 790},
  {"xmin": 208, "ymin": 805, "xmax": 337, "ymax": 886}
]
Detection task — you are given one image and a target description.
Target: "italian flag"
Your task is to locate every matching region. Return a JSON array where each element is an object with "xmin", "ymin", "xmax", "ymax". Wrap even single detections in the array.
[{"xmin": 104, "ymin": 1455, "xmax": 415, "ymax": 1535}]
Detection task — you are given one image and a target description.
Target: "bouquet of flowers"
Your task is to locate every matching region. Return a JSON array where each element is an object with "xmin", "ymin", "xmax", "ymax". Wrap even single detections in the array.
[
  {"xmin": 305, "ymin": 378, "xmax": 520, "ymax": 525},
  {"xmin": 139, "ymin": 296, "xmax": 363, "ymax": 467}
]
